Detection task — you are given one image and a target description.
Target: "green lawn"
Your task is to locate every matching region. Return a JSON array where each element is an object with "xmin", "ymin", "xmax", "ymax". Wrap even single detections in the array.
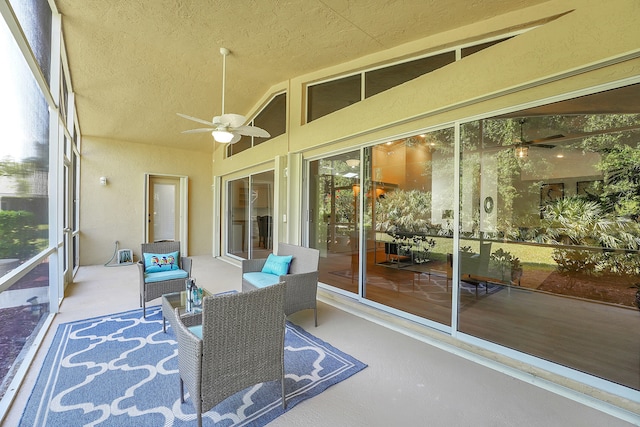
[{"xmin": 375, "ymin": 233, "xmax": 556, "ymax": 266}]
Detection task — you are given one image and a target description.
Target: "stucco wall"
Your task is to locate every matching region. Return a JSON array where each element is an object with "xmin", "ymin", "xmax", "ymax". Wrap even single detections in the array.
[{"xmin": 79, "ymin": 137, "xmax": 213, "ymax": 265}]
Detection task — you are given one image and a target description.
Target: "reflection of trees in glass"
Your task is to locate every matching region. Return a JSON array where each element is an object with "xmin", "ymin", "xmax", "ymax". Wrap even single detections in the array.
[
  {"xmin": 540, "ymin": 197, "xmax": 639, "ymax": 248},
  {"xmin": 0, "ymin": 210, "xmax": 38, "ymax": 260},
  {"xmin": 463, "ymin": 110, "xmax": 640, "ymax": 276},
  {"xmin": 0, "ymin": 151, "xmax": 48, "ymax": 195},
  {"xmin": 0, "ymin": 154, "xmax": 48, "ymax": 260},
  {"xmin": 375, "ymin": 189, "xmax": 432, "ymax": 233},
  {"xmin": 539, "ymin": 197, "xmax": 640, "ymax": 274},
  {"xmin": 576, "ymin": 114, "xmax": 640, "ymax": 217},
  {"xmin": 334, "ymin": 188, "xmax": 355, "ymax": 223},
  {"xmin": 465, "ymin": 113, "xmax": 640, "ymax": 243},
  {"xmin": 370, "ymin": 128, "xmax": 454, "ymax": 234},
  {"xmin": 316, "ymin": 157, "xmax": 359, "ymax": 243}
]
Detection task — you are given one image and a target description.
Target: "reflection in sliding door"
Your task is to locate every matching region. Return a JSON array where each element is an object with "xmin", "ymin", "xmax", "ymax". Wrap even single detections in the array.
[
  {"xmin": 309, "ymin": 152, "xmax": 361, "ymax": 295},
  {"xmin": 227, "ymin": 171, "xmax": 275, "ymax": 260},
  {"xmin": 251, "ymin": 171, "xmax": 275, "ymax": 259},
  {"xmin": 365, "ymin": 130, "xmax": 455, "ymax": 326},
  {"xmin": 228, "ymin": 178, "xmax": 249, "ymax": 258}
]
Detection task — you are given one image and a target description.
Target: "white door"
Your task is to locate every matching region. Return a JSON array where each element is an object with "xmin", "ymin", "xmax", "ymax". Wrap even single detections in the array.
[{"xmin": 146, "ymin": 175, "xmax": 188, "ymax": 250}]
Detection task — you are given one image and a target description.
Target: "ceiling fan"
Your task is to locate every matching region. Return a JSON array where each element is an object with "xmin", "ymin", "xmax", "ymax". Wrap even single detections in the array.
[
  {"xmin": 177, "ymin": 47, "xmax": 270, "ymax": 144},
  {"xmin": 515, "ymin": 118, "xmax": 564, "ymax": 149}
]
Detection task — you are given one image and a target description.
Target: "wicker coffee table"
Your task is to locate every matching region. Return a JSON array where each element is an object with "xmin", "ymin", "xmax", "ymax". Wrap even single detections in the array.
[{"xmin": 161, "ymin": 289, "xmax": 212, "ymax": 333}]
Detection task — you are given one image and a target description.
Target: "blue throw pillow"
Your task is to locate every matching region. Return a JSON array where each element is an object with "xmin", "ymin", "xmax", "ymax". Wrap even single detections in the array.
[
  {"xmin": 144, "ymin": 251, "xmax": 179, "ymax": 273},
  {"xmin": 261, "ymin": 254, "xmax": 292, "ymax": 276}
]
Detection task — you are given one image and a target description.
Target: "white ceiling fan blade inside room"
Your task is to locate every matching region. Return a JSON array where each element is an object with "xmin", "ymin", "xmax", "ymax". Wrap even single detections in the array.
[
  {"xmin": 176, "ymin": 112, "xmax": 215, "ymax": 127},
  {"xmin": 232, "ymin": 125, "xmax": 270, "ymax": 138},
  {"xmin": 181, "ymin": 128, "xmax": 215, "ymax": 134}
]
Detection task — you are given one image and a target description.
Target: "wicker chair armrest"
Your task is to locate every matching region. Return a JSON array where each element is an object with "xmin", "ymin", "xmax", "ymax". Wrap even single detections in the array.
[
  {"xmin": 137, "ymin": 261, "xmax": 145, "ymax": 293},
  {"xmin": 279, "ymin": 271, "xmax": 319, "ymax": 316},
  {"xmin": 279, "ymin": 271, "xmax": 318, "ymax": 287},
  {"xmin": 181, "ymin": 257, "xmax": 193, "ymax": 276},
  {"xmin": 174, "ymin": 307, "xmax": 203, "ymax": 412},
  {"xmin": 242, "ymin": 258, "xmax": 267, "ymax": 274}
]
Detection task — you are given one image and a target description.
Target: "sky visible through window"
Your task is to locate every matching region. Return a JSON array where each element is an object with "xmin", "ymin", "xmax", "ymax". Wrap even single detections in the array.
[{"xmin": 0, "ymin": 17, "xmax": 27, "ymax": 161}]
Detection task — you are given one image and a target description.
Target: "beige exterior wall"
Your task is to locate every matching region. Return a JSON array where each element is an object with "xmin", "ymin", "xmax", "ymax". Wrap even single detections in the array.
[{"xmin": 79, "ymin": 137, "xmax": 213, "ymax": 265}]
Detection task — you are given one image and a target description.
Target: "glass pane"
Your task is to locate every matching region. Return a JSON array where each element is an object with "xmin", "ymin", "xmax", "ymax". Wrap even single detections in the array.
[
  {"xmin": 365, "ymin": 51, "xmax": 455, "ymax": 98},
  {"xmin": 153, "ymin": 183, "xmax": 176, "ymax": 242},
  {"xmin": 226, "ymin": 137, "xmax": 251, "ymax": 157},
  {"xmin": 458, "ymin": 83, "xmax": 640, "ymax": 391},
  {"xmin": 7, "ymin": 0, "xmax": 52, "ymax": 83},
  {"xmin": 366, "ymin": 129, "xmax": 455, "ymax": 324},
  {"xmin": 227, "ymin": 178, "xmax": 249, "ymax": 258},
  {"xmin": 250, "ymin": 171, "xmax": 274, "ymax": 259},
  {"xmin": 307, "ymin": 74, "xmax": 361, "ymax": 122},
  {"xmin": 309, "ymin": 151, "xmax": 361, "ymax": 294},
  {"xmin": 461, "ymin": 37, "xmax": 511, "ymax": 58},
  {"xmin": 60, "ymin": 67, "xmax": 68, "ymax": 124},
  {"xmin": 0, "ymin": 258, "xmax": 50, "ymax": 400},
  {"xmin": 0, "ymin": 15, "xmax": 50, "ymax": 278},
  {"xmin": 254, "ymin": 93, "xmax": 286, "ymax": 144}
]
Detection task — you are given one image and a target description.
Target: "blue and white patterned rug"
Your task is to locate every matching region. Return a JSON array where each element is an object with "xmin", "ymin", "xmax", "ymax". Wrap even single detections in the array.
[{"xmin": 19, "ymin": 306, "xmax": 367, "ymax": 426}]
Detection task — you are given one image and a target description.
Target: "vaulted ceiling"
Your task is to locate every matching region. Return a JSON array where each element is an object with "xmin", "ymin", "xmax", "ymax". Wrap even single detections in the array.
[{"xmin": 54, "ymin": 0, "xmax": 549, "ymax": 152}]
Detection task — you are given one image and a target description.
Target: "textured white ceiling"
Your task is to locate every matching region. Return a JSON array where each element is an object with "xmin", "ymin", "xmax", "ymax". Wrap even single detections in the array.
[{"xmin": 54, "ymin": 0, "xmax": 547, "ymax": 152}]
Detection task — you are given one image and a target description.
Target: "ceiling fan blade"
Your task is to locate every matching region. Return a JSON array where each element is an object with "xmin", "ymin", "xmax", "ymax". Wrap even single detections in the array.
[
  {"xmin": 177, "ymin": 113, "xmax": 214, "ymax": 126},
  {"xmin": 522, "ymin": 133, "xmax": 564, "ymax": 148},
  {"xmin": 182, "ymin": 128, "xmax": 215, "ymax": 134},
  {"xmin": 530, "ymin": 143, "xmax": 556, "ymax": 149},
  {"xmin": 219, "ymin": 113, "xmax": 246, "ymax": 128},
  {"xmin": 233, "ymin": 125, "xmax": 271, "ymax": 138},
  {"xmin": 228, "ymin": 133, "xmax": 242, "ymax": 144},
  {"xmin": 528, "ymin": 134, "xmax": 564, "ymax": 143}
]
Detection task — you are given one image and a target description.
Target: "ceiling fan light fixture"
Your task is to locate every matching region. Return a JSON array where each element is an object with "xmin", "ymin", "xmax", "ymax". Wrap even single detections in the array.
[{"xmin": 212, "ymin": 130, "xmax": 235, "ymax": 143}]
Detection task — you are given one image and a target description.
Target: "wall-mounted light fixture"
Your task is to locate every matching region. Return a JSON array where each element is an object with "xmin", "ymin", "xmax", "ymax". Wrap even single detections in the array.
[{"xmin": 100, "ymin": 176, "xmax": 108, "ymax": 186}]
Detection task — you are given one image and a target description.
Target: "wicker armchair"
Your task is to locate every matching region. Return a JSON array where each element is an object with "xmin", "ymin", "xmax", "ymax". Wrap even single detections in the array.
[
  {"xmin": 175, "ymin": 282, "xmax": 287, "ymax": 427},
  {"xmin": 242, "ymin": 243, "xmax": 320, "ymax": 326},
  {"xmin": 137, "ymin": 241, "xmax": 192, "ymax": 318}
]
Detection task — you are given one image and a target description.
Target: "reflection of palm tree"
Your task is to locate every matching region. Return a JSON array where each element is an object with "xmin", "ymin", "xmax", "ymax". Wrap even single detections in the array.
[{"xmin": 541, "ymin": 196, "xmax": 638, "ymax": 248}]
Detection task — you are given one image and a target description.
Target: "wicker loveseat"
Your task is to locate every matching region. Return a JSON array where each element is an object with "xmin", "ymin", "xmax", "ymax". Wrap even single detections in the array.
[
  {"xmin": 242, "ymin": 243, "xmax": 320, "ymax": 326},
  {"xmin": 137, "ymin": 241, "xmax": 192, "ymax": 318}
]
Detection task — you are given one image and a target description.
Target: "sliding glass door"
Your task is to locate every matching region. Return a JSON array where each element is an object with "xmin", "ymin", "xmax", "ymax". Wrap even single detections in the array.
[
  {"xmin": 307, "ymin": 82, "xmax": 640, "ymax": 392},
  {"xmin": 227, "ymin": 171, "xmax": 274, "ymax": 260},
  {"xmin": 309, "ymin": 152, "xmax": 361, "ymax": 294},
  {"xmin": 458, "ymin": 84, "xmax": 640, "ymax": 391},
  {"xmin": 364, "ymin": 129, "xmax": 455, "ymax": 324}
]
